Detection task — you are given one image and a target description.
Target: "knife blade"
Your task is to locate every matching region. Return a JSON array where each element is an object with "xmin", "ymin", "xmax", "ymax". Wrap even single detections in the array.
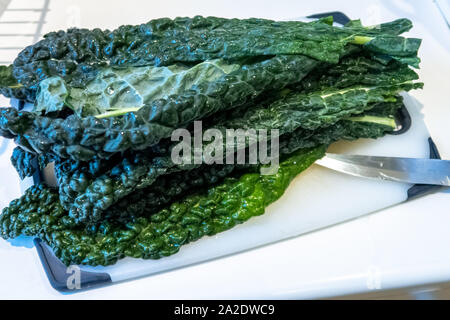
[{"xmin": 315, "ymin": 153, "xmax": 450, "ymax": 186}]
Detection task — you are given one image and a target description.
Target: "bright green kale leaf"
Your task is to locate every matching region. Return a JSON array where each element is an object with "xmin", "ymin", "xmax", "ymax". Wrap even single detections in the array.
[{"xmin": 1, "ymin": 146, "xmax": 326, "ymax": 266}]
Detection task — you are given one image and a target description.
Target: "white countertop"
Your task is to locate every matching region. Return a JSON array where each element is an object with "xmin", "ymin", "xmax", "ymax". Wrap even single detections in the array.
[{"xmin": 0, "ymin": 0, "xmax": 449, "ymax": 299}]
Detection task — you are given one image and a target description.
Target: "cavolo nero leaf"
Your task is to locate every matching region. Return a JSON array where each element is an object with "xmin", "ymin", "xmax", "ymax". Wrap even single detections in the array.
[
  {"xmin": 61, "ymin": 76, "xmax": 418, "ymax": 224},
  {"xmin": 0, "ymin": 109, "xmax": 397, "ymax": 266},
  {"xmin": 34, "ymin": 59, "xmax": 242, "ymax": 117},
  {"xmin": 0, "ymin": 15, "xmax": 425, "ymax": 269},
  {"xmin": 344, "ymin": 18, "xmax": 413, "ymax": 35},
  {"xmin": 33, "ymin": 43, "xmax": 419, "ymax": 119},
  {"xmin": 0, "ymin": 146, "xmax": 325, "ymax": 265},
  {"xmin": 0, "ymin": 65, "xmax": 36, "ymax": 102},
  {"xmin": 100, "ymin": 101, "xmax": 401, "ymax": 225},
  {"xmin": 2, "ymin": 102, "xmax": 400, "ymax": 251},
  {"xmin": 1, "ymin": 54, "xmax": 321, "ymax": 161},
  {"xmin": 0, "ymin": 17, "xmax": 423, "ymax": 163},
  {"xmin": 295, "ymin": 53, "xmax": 420, "ymax": 93},
  {"xmin": 4, "ymin": 48, "xmax": 422, "ymax": 224},
  {"xmin": 51, "ymin": 98, "xmax": 398, "ymax": 225},
  {"xmin": 0, "ymin": 65, "xmax": 19, "ymax": 88},
  {"xmin": 10, "ymin": 147, "xmax": 55, "ymax": 180},
  {"xmin": 12, "ymin": 16, "xmax": 419, "ymax": 92}
]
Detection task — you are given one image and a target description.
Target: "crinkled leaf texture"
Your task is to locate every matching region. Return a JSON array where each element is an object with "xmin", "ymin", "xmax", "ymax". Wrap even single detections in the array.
[{"xmin": 34, "ymin": 59, "xmax": 241, "ymax": 117}]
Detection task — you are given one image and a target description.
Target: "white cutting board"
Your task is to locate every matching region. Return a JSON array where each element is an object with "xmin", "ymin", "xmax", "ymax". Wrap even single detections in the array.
[
  {"xmin": 72, "ymin": 93, "xmax": 431, "ymax": 283},
  {"xmin": 0, "ymin": 2, "xmax": 432, "ymax": 286}
]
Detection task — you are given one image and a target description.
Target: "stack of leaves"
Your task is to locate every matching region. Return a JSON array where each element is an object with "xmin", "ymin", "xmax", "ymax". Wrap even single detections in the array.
[{"xmin": 0, "ymin": 16, "xmax": 422, "ymax": 266}]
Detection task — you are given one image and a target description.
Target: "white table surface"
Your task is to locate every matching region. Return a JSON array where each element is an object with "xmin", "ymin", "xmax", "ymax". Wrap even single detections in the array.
[{"xmin": 0, "ymin": 0, "xmax": 449, "ymax": 299}]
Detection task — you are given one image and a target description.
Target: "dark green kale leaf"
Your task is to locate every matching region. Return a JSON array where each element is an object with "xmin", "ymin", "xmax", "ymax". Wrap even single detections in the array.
[
  {"xmin": 0, "ymin": 107, "xmax": 401, "ymax": 266},
  {"xmin": 0, "ymin": 146, "xmax": 326, "ymax": 265},
  {"xmin": 11, "ymin": 147, "xmax": 39, "ymax": 179},
  {"xmin": 59, "ymin": 76, "xmax": 410, "ymax": 225},
  {"xmin": 6, "ymin": 49, "xmax": 420, "ymax": 224},
  {"xmin": 12, "ymin": 16, "xmax": 418, "ymax": 90},
  {"xmin": 1, "ymin": 54, "xmax": 320, "ymax": 161},
  {"xmin": 34, "ymin": 59, "xmax": 248, "ymax": 117},
  {"xmin": 105, "ymin": 101, "xmax": 401, "ymax": 224},
  {"xmin": 1, "ymin": 17, "xmax": 422, "ymax": 161},
  {"xmin": 10, "ymin": 147, "xmax": 55, "ymax": 179},
  {"xmin": 344, "ymin": 18, "xmax": 413, "ymax": 35},
  {"xmin": 295, "ymin": 53, "xmax": 420, "ymax": 93},
  {"xmin": 0, "ymin": 65, "xmax": 35, "ymax": 102},
  {"xmin": 10, "ymin": 147, "xmax": 37, "ymax": 179}
]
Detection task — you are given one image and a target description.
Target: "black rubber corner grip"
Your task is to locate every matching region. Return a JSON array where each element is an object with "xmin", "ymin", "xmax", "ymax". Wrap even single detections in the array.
[
  {"xmin": 390, "ymin": 104, "xmax": 412, "ymax": 135},
  {"xmin": 407, "ymin": 138, "xmax": 444, "ymax": 200},
  {"xmin": 34, "ymin": 239, "xmax": 112, "ymax": 292},
  {"xmin": 307, "ymin": 11, "xmax": 351, "ymax": 25}
]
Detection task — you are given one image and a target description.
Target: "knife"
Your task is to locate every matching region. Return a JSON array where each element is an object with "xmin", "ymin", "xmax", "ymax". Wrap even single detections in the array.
[{"xmin": 316, "ymin": 153, "xmax": 450, "ymax": 186}]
